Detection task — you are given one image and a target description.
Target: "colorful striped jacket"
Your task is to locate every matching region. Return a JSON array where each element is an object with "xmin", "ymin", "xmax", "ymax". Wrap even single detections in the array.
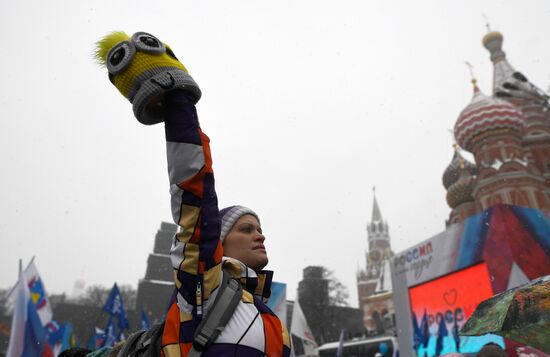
[{"xmin": 159, "ymin": 91, "xmax": 291, "ymax": 356}]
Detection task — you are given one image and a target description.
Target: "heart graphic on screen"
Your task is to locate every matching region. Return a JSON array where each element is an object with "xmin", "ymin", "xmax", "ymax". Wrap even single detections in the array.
[{"xmin": 443, "ymin": 289, "xmax": 457, "ymax": 306}]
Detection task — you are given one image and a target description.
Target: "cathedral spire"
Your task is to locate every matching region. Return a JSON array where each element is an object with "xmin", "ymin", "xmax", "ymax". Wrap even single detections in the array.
[
  {"xmin": 482, "ymin": 30, "xmax": 515, "ymax": 95},
  {"xmin": 481, "ymin": 28, "xmax": 544, "ymax": 101}
]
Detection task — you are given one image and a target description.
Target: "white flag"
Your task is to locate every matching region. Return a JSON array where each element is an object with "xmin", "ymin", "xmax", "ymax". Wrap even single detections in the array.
[
  {"xmin": 291, "ymin": 299, "xmax": 318, "ymax": 356},
  {"xmin": 8, "ymin": 260, "xmax": 53, "ymax": 327},
  {"xmin": 6, "ymin": 267, "xmax": 28, "ymax": 357}
]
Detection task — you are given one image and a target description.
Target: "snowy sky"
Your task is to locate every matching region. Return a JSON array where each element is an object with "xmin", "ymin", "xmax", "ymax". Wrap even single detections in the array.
[{"xmin": 1, "ymin": 0, "xmax": 549, "ymax": 307}]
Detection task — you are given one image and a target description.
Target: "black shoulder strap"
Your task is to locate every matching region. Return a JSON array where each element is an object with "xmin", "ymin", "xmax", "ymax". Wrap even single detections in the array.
[
  {"xmin": 188, "ymin": 269, "xmax": 243, "ymax": 357},
  {"xmin": 117, "ymin": 269, "xmax": 241, "ymax": 357}
]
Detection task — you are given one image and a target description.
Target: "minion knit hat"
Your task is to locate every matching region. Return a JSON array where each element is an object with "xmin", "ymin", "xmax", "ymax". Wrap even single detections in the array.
[
  {"xmin": 94, "ymin": 31, "xmax": 201, "ymax": 125},
  {"xmin": 219, "ymin": 206, "xmax": 260, "ymax": 243}
]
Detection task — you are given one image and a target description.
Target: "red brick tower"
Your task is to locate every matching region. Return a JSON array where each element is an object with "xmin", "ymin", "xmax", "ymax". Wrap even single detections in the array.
[
  {"xmin": 356, "ymin": 190, "xmax": 395, "ymax": 334},
  {"xmin": 358, "ymin": 190, "xmax": 393, "ymax": 292}
]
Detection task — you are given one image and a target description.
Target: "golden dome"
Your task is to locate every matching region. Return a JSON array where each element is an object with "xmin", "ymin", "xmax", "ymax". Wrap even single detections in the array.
[{"xmin": 482, "ymin": 31, "xmax": 503, "ymax": 47}]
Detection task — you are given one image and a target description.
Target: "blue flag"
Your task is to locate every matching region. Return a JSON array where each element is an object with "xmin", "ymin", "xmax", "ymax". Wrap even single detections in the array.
[
  {"xmin": 117, "ymin": 329, "xmax": 125, "ymax": 343},
  {"xmin": 101, "ymin": 318, "xmax": 117, "ymax": 347},
  {"xmin": 47, "ymin": 320, "xmax": 76, "ymax": 353},
  {"xmin": 141, "ymin": 309, "xmax": 151, "ymax": 330},
  {"xmin": 435, "ymin": 316, "xmax": 448, "ymax": 356},
  {"xmin": 86, "ymin": 327, "xmax": 105, "ymax": 350},
  {"xmin": 25, "ymin": 298, "xmax": 53, "ymax": 356},
  {"xmin": 103, "ymin": 283, "xmax": 130, "ymax": 331},
  {"xmin": 60, "ymin": 322, "xmax": 76, "ymax": 350},
  {"xmin": 46, "ymin": 320, "xmax": 64, "ymax": 345}
]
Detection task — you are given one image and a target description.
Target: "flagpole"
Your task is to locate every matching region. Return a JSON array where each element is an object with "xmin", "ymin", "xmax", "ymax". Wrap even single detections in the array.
[
  {"xmin": 7, "ymin": 256, "xmax": 36, "ymax": 299},
  {"xmin": 7, "ymin": 259, "xmax": 24, "ymax": 301}
]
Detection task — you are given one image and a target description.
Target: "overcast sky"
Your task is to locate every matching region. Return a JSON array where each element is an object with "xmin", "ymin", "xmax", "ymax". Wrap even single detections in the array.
[{"xmin": 1, "ymin": 0, "xmax": 549, "ymax": 307}]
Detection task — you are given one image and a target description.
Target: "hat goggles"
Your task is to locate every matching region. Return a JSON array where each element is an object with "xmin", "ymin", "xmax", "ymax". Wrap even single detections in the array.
[{"xmin": 106, "ymin": 32, "xmax": 166, "ymax": 75}]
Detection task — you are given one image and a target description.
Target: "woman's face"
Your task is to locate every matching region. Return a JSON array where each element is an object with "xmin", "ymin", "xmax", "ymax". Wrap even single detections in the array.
[{"xmin": 223, "ymin": 214, "xmax": 268, "ymax": 271}]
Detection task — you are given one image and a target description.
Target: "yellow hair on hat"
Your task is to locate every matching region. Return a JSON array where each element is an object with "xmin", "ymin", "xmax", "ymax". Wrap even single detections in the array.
[
  {"xmin": 94, "ymin": 31, "xmax": 130, "ymax": 65},
  {"xmin": 94, "ymin": 30, "xmax": 202, "ymax": 124}
]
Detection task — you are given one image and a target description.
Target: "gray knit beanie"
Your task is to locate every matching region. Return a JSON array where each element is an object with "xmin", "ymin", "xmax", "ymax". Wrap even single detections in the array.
[{"xmin": 219, "ymin": 205, "xmax": 260, "ymax": 243}]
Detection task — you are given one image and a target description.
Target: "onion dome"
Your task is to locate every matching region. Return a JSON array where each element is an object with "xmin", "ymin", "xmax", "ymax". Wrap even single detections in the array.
[
  {"xmin": 442, "ymin": 147, "xmax": 477, "ymax": 190},
  {"xmin": 446, "ymin": 160, "xmax": 476, "ymax": 209},
  {"xmin": 482, "ymin": 31, "xmax": 505, "ymax": 63},
  {"xmin": 454, "ymin": 81, "xmax": 524, "ymax": 152}
]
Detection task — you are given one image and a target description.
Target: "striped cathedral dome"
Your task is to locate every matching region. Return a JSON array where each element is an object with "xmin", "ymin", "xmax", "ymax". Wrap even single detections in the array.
[
  {"xmin": 454, "ymin": 84, "xmax": 524, "ymax": 152},
  {"xmin": 446, "ymin": 163, "xmax": 476, "ymax": 209},
  {"xmin": 442, "ymin": 148, "xmax": 477, "ymax": 190}
]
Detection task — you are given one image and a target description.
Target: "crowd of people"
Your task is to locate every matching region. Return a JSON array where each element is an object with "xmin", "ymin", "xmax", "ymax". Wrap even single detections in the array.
[{"xmin": 57, "ymin": 341, "xmax": 536, "ymax": 357}]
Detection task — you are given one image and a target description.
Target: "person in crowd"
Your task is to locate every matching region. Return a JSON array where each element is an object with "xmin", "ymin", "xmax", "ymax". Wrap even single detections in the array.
[
  {"xmin": 476, "ymin": 342, "xmax": 507, "ymax": 357},
  {"xmin": 58, "ymin": 347, "xmax": 91, "ymax": 357},
  {"xmin": 95, "ymin": 31, "xmax": 290, "ymax": 356}
]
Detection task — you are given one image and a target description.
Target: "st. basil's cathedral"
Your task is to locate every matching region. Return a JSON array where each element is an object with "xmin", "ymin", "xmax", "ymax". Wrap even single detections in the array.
[
  {"xmin": 357, "ymin": 27, "xmax": 550, "ymax": 334},
  {"xmin": 446, "ymin": 29, "xmax": 550, "ymax": 223}
]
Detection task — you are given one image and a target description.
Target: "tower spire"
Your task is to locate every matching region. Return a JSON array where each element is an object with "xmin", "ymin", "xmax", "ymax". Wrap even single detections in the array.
[{"xmin": 371, "ymin": 187, "xmax": 382, "ymax": 222}]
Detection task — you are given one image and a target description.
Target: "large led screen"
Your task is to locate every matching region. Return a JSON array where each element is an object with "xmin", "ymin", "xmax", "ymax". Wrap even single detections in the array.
[{"xmin": 409, "ymin": 262, "xmax": 504, "ymax": 356}]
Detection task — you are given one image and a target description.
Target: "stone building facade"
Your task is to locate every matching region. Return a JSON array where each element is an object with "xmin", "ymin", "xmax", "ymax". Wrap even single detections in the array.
[
  {"xmin": 135, "ymin": 221, "xmax": 177, "ymax": 323},
  {"xmin": 297, "ymin": 266, "xmax": 364, "ymax": 345}
]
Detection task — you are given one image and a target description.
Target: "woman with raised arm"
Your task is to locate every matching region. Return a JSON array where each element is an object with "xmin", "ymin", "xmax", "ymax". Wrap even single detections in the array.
[{"xmin": 95, "ymin": 31, "xmax": 291, "ymax": 357}]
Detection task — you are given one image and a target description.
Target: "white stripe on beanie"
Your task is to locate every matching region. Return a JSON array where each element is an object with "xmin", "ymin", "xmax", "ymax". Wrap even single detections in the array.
[{"xmin": 219, "ymin": 206, "xmax": 260, "ymax": 242}]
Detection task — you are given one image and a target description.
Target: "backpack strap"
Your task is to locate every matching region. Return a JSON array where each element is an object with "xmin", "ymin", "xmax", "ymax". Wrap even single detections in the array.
[
  {"xmin": 116, "ymin": 329, "xmax": 146, "ymax": 356},
  {"xmin": 187, "ymin": 270, "xmax": 243, "ymax": 357},
  {"xmin": 116, "ymin": 323, "xmax": 164, "ymax": 357},
  {"xmin": 116, "ymin": 269, "xmax": 241, "ymax": 357}
]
